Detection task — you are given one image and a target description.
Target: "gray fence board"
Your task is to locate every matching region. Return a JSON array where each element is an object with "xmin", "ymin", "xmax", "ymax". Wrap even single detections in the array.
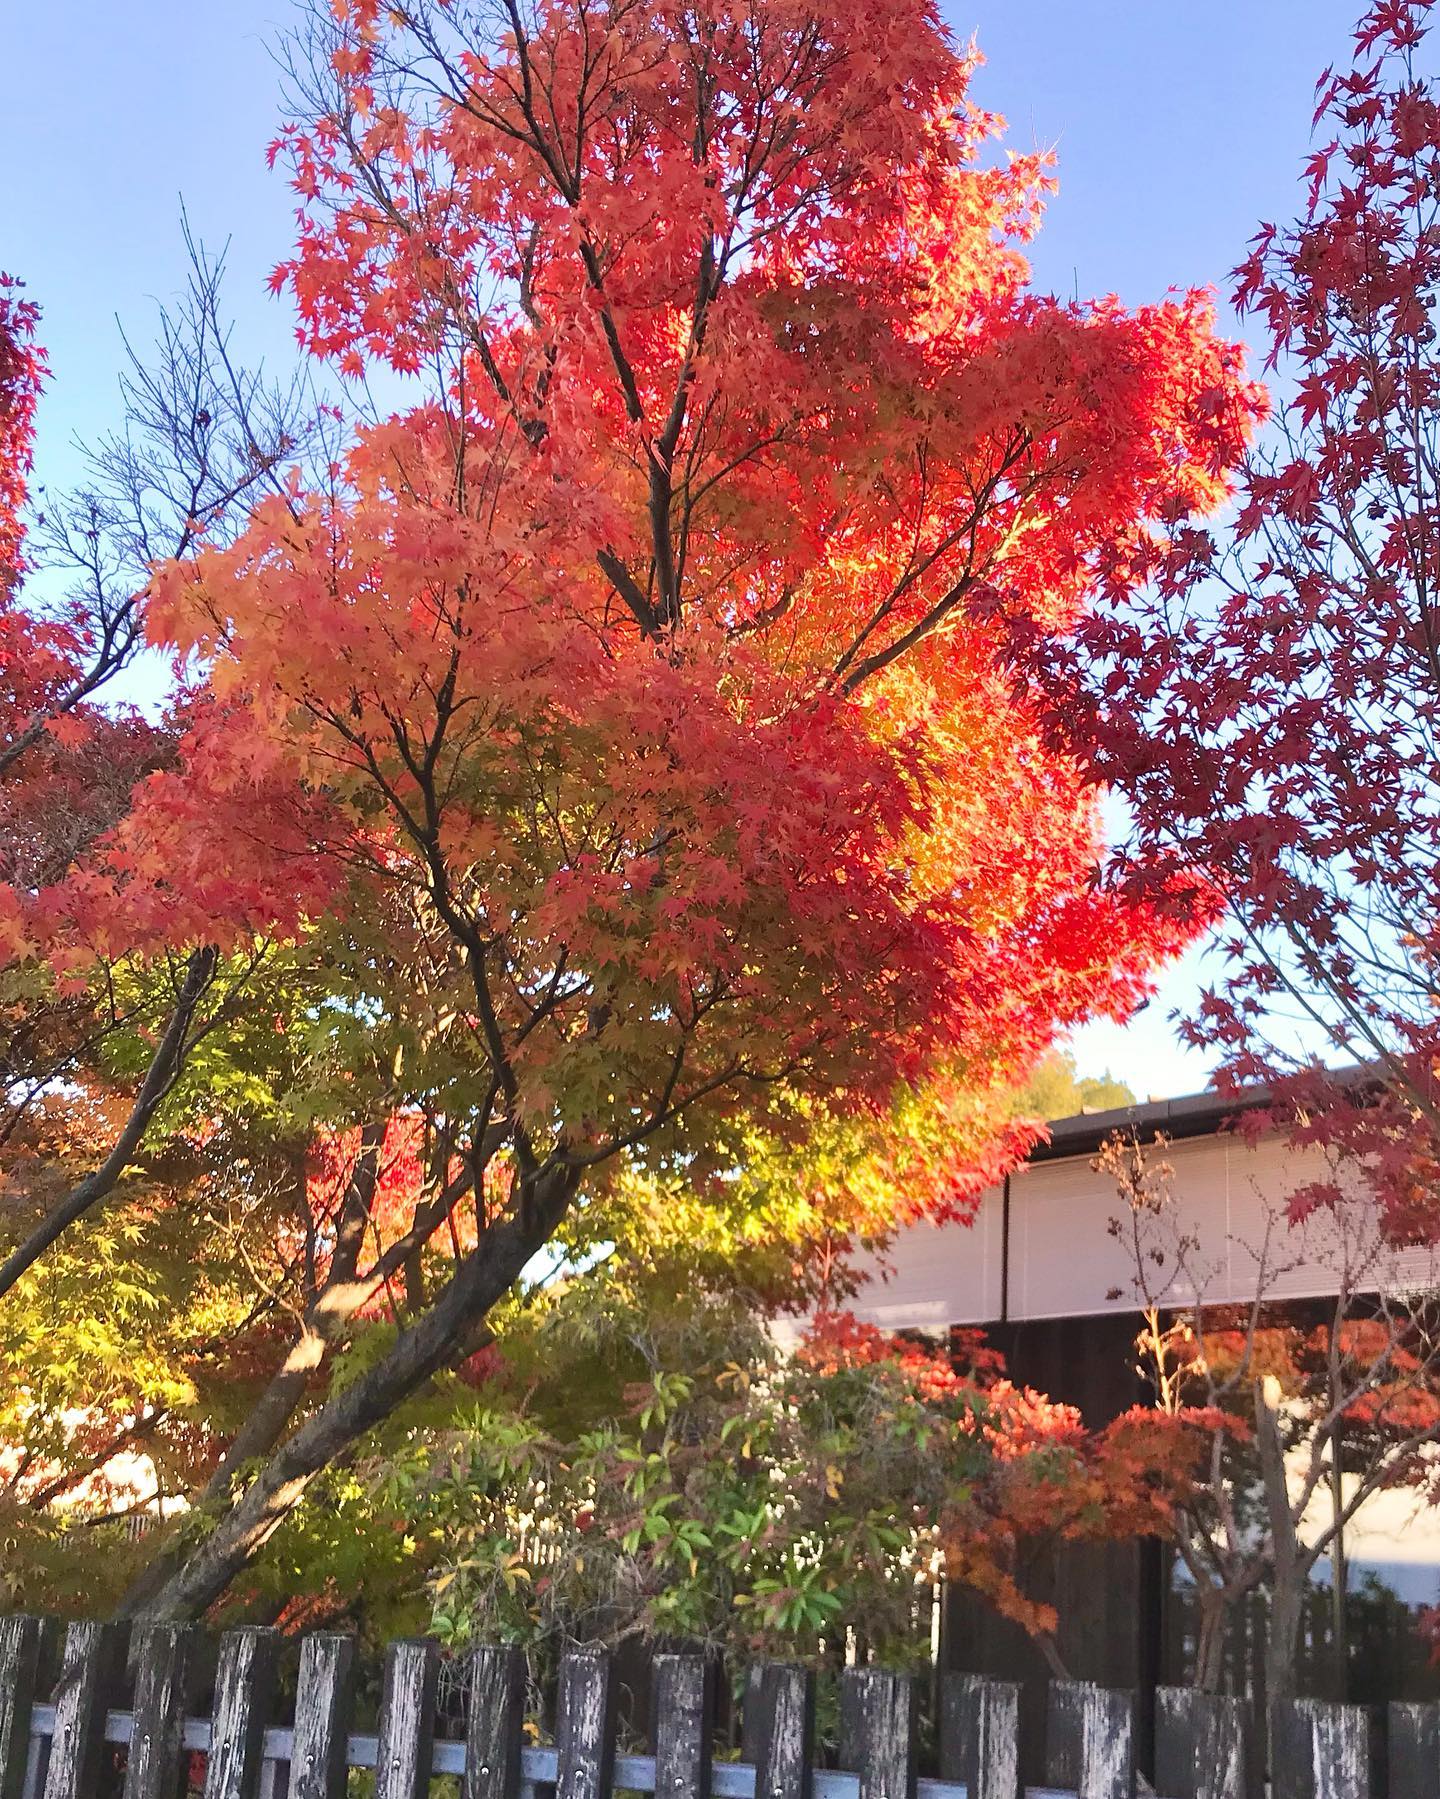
[
  {"xmin": 1046, "ymin": 1682, "xmax": 1092, "ymax": 1791},
  {"xmin": 42, "ymin": 1619, "xmax": 126, "ymax": 1799},
  {"xmin": 286, "ymin": 1632, "xmax": 355, "ymax": 1799},
  {"xmin": 123, "ymin": 1624, "xmax": 196, "ymax": 1799},
  {"xmin": 838, "ymin": 1669, "xmax": 916, "ymax": 1799},
  {"xmin": 1079, "ymin": 1687, "xmax": 1134, "ymax": 1799},
  {"xmin": 1272, "ymin": 1699, "xmax": 1374, "ymax": 1799},
  {"xmin": 0, "ymin": 1617, "xmax": 40, "ymax": 1799},
  {"xmin": 465, "ymin": 1643, "xmax": 526, "ymax": 1799},
  {"xmin": 1154, "ymin": 1686, "xmax": 1250, "ymax": 1799},
  {"xmin": 742, "ymin": 1664, "xmax": 812, "ymax": 1799},
  {"xmin": 374, "ymin": 1638, "xmax": 439, "ymax": 1799},
  {"xmin": 555, "ymin": 1650, "xmax": 616, "ymax": 1799},
  {"xmin": 938, "ymin": 1672, "xmax": 1018, "ymax": 1799},
  {"xmin": 655, "ymin": 1655, "xmax": 714, "ymax": 1799},
  {"xmin": 1388, "ymin": 1700, "xmax": 1439, "ymax": 1799},
  {"xmin": 205, "ymin": 1627, "xmax": 279, "ymax": 1799},
  {"xmin": 1046, "ymin": 1681, "xmax": 1133, "ymax": 1799}
]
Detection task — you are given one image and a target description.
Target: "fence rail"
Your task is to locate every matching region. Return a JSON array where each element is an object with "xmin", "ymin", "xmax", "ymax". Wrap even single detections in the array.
[{"xmin": 0, "ymin": 1614, "xmax": 1435, "ymax": 1799}]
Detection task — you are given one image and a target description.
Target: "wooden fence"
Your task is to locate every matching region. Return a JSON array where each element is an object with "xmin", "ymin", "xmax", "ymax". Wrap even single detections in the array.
[{"xmin": 1, "ymin": 1614, "xmax": 1437, "ymax": 1799}]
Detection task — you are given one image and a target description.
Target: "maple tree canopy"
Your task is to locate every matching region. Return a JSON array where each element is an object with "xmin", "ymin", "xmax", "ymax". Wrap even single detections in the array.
[
  {"xmin": 123, "ymin": 0, "xmax": 1256, "ymax": 1158},
  {"xmin": 0, "ymin": 0, "xmax": 1261, "ymax": 1616}
]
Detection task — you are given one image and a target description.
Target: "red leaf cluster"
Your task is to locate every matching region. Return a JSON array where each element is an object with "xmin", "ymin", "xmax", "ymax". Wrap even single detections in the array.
[{"xmin": 1021, "ymin": 0, "xmax": 1440, "ymax": 1235}]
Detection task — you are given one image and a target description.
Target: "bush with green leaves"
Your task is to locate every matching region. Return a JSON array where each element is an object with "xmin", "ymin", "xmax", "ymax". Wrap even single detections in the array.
[{"xmin": 374, "ymin": 1296, "xmax": 995, "ymax": 1675}]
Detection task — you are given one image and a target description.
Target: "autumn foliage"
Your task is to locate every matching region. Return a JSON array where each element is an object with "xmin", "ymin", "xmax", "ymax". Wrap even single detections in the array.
[
  {"xmin": 116, "ymin": 0, "xmax": 1256, "ymax": 1213},
  {"xmin": 304, "ymin": 1297, "xmax": 1214, "ymax": 1670},
  {"xmin": 0, "ymin": 277, "xmax": 42, "ymax": 596},
  {"xmin": 1024, "ymin": 0, "xmax": 1440, "ymax": 1239},
  {"xmin": 0, "ymin": 0, "xmax": 1258, "ymax": 1618},
  {"xmin": 799, "ymin": 1312, "xmax": 1215, "ymax": 1647}
]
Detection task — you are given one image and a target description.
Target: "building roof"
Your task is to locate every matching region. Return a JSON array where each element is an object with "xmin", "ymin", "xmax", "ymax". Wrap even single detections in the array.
[
  {"xmin": 1031, "ymin": 1084, "xmax": 1266, "ymax": 1163},
  {"xmin": 1033, "ymin": 1063, "xmax": 1372, "ymax": 1163}
]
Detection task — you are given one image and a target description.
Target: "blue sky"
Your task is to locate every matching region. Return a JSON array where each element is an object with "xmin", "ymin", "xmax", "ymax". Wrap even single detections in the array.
[{"xmin": 4, "ymin": 0, "xmax": 1362, "ymax": 1101}]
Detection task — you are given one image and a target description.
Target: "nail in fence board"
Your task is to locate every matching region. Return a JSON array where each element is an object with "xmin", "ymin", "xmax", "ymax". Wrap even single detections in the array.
[
  {"xmin": 43, "ymin": 1620, "xmax": 127, "ymax": 1799},
  {"xmin": 741, "ymin": 1664, "xmax": 813, "ymax": 1799},
  {"xmin": 374, "ymin": 1638, "xmax": 440, "ymax": 1799},
  {"xmin": 837, "ymin": 1669, "xmax": 916, "ymax": 1799},
  {"xmin": 205, "ymin": 1628, "xmax": 279, "ymax": 1799},
  {"xmin": 1271, "ymin": 1700, "xmax": 1374, "ymax": 1799},
  {"xmin": 1046, "ymin": 1680, "xmax": 1134, "ymax": 1799},
  {"xmin": 0, "ymin": 1617, "xmax": 40, "ymax": 1799},
  {"xmin": 937, "ymin": 1673, "xmax": 1019, "ymax": 1799},
  {"xmin": 123, "ymin": 1625, "xmax": 196, "ymax": 1799},
  {"xmin": 555, "ymin": 1651, "xmax": 616, "ymax": 1799},
  {"xmin": 286, "ymin": 1634, "xmax": 357, "ymax": 1799},
  {"xmin": 1154, "ymin": 1687, "xmax": 1250, "ymax": 1799},
  {"xmin": 1388, "ymin": 1702, "xmax": 1440, "ymax": 1799},
  {"xmin": 464, "ymin": 1644, "xmax": 526, "ymax": 1799},
  {"xmin": 654, "ymin": 1656, "xmax": 715, "ymax": 1799}
]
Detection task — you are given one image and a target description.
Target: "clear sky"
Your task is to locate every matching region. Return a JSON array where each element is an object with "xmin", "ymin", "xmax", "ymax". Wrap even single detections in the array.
[{"xmin": 4, "ymin": 0, "xmax": 1363, "ymax": 1102}]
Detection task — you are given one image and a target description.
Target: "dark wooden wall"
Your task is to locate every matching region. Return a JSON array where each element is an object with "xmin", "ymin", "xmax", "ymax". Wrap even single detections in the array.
[
  {"xmin": 980, "ymin": 1313, "xmax": 1149, "ymax": 1422},
  {"xmin": 942, "ymin": 1311, "xmax": 1167, "ymax": 1785}
]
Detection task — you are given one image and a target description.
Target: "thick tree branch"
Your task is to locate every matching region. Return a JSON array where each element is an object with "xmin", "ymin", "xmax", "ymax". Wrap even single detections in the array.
[{"xmin": 121, "ymin": 1160, "xmax": 579, "ymax": 1620}]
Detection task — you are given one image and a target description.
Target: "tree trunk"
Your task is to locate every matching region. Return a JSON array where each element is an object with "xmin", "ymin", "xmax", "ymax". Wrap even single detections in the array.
[
  {"xmin": 1252, "ymin": 1375, "xmax": 1309, "ymax": 1703},
  {"xmin": 1194, "ymin": 1585, "xmax": 1229, "ymax": 1693},
  {"xmin": 117, "ymin": 1164, "xmax": 578, "ymax": 1621},
  {"xmin": 1265, "ymin": 1571, "xmax": 1306, "ymax": 1704},
  {"xmin": 198, "ymin": 1128, "xmax": 386, "ymax": 1501},
  {"xmin": 1327, "ymin": 1403, "xmax": 1349, "ymax": 1700}
]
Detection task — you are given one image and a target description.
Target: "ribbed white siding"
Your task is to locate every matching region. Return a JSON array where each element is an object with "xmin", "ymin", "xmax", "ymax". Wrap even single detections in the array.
[{"xmin": 845, "ymin": 1129, "xmax": 1440, "ymax": 1328}]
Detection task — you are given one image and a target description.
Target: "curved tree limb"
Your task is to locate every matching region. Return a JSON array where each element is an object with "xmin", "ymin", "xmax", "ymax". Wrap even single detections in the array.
[{"xmin": 0, "ymin": 944, "xmax": 219, "ymax": 1302}]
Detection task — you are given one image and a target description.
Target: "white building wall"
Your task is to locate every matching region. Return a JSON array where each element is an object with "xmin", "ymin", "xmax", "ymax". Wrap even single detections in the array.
[{"xmin": 846, "ymin": 1127, "xmax": 1440, "ymax": 1329}]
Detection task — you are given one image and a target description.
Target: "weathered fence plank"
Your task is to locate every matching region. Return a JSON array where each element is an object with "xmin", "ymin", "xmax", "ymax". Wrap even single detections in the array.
[
  {"xmin": 1046, "ymin": 1681, "xmax": 1092, "ymax": 1791},
  {"xmin": 555, "ymin": 1650, "xmax": 616, "ymax": 1799},
  {"xmin": 42, "ymin": 1619, "xmax": 126, "ymax": 1799},
  {"xmin": 0, "ymin": 1618, "xmax": 41, "ymax": 1799},
  {"xmin": 1080, "ymin": 1687, "xmax": 1135, "ymax": 1799},
  {"xmin": 741, "ymin": 1664, "xmax": 812, "ymax": 1799},
  {"xmin": 838, "ymin": 1669, "xmax": 916, "ymax": 1799},
  {"xmin": 286, "ymin": 1632, "xmax": 356, "ymax": 1799},
  {"xmin": 464, "ymin": 1643, "xmax": 526, "ymax": 1799},
  {"xmin": 204, "ymin": 1628, "xmax": 279, "ymax": 1799},
  {"xmin": 1154, "ymin": 1686, "xmax": 1250, "ymax": 1799},
  {"xmin": 937, "ymin": 1673, "xmax": 1019, "ymax": 1799},
  {"xmin": 124, "ymin": 1623, "xmax": 197, "ymax": 1799},
  {"xmin": 654, "ymin": 1655, "xmax": 714, "ymax": 1799},
  {"xmin": 1271, "ymin": 1699, "xmax": 1374, "ymax": 1799},
  {"xmin": 1388, "ymin": 1701, "xmax": 1440, "ymax": 1799},
  {"xmin": 1046, "ymin": 1680, "xmax": 1133, "ymax": 1799},
  {"xmin": 373, "ymin": 1637, "xmax": 440, "ymax": 1799}
]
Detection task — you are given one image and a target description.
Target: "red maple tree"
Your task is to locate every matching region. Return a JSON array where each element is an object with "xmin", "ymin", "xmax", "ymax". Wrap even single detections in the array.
[
  {"xmin": 0, "ymin": 275, "xmax": 43, "ymax": 597},
  {"xmin": 1033, "ymin": 0, "xmax": 1440, "ymax": 1237},
  {"xmin": 0, "ymin": 234, "xmax": 331, "ymax": 1311},
  {"xmin": 1, "ymin": 0, "xmax": 1260, "ymax": 1617}
]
